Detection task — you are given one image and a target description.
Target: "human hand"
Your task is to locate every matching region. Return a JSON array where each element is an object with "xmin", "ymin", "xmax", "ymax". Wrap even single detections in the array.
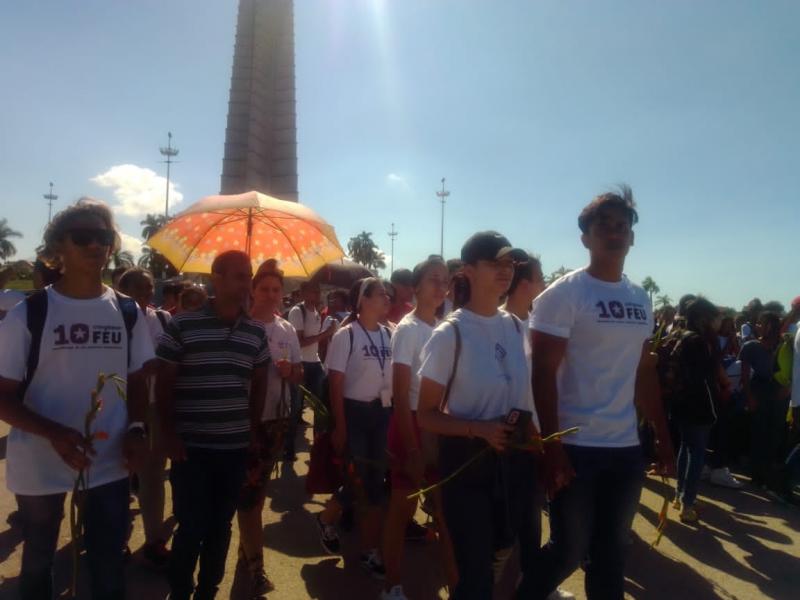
[
  {"xmin": 472, "ymin": 420, "xmax": 514, "ymax": 452},
  {"xmin": 542, "ymin": 442, "xmax": 575, "ymax": 498},
  {"xmin": 276, "ymin": 359, "xmax": 292, "ymax": 379},
  {"xmin": 48, "ymin": 424, "xmax": 94, "ymax": 471}
]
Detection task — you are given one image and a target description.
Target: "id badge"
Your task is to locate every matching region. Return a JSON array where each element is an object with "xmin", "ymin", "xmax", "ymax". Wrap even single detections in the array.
[{"xmin": 380, "ymin": 387, "xmax": 393, "ymax": 408}]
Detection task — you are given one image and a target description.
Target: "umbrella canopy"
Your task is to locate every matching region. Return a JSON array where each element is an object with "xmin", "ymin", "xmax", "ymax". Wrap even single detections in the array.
[{"xmin": 147, "ymin": 191, "xmax": 344, "ymax": 276}]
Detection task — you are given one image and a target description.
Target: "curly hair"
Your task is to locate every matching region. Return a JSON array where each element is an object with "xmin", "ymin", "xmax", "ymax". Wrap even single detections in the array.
[{"xmin": 40, "ymin": 197, "xmax": 120, "ymax": 268}]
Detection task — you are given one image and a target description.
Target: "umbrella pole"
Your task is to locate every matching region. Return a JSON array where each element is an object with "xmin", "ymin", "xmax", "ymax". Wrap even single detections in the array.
[{"xmin": 245, "ymin": 208, "xmax": 253, "ymax": 258}]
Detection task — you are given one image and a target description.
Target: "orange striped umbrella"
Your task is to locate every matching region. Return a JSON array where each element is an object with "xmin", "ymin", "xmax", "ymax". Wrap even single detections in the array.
[{"xmin": 147, "ymin": 191, "xmax": 345, "ymax": 276}]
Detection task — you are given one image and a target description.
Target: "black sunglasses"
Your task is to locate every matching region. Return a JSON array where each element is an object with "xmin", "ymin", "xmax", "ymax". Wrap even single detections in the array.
[{"xmin": 66, "ymin": 228, "xmax": 116, "ymax": 247}]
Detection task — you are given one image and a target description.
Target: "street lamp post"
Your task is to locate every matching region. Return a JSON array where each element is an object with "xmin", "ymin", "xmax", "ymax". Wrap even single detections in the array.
[
  {"xmin": 43, "ymin": 182, "xmax": 58, "ymax": 223},
  {"xmin": 159, "ymin": 132, "xmax": 179, "ymax": 218},
  {"xmin": 436, "ymin": 178, "xmax": 450, "ymax": 256},
  {"xmin": 388, "ymin": 222, "xmax": 398, "ymax": 274}
]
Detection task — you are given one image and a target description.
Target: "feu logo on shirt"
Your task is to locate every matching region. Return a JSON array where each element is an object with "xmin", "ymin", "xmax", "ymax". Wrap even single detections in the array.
[{"xmin": 595, "ymin": 300, "xmax": 648, "ymax": 324}]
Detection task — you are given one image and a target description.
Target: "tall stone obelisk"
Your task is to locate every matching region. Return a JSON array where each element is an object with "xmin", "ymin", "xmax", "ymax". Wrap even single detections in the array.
[{"xmin": 220, "ymin": 0, "xmax": 298, "ymax": 201}]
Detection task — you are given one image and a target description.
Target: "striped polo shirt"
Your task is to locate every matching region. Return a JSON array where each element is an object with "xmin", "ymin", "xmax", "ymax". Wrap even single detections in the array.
[{"xmin": 156, "ymin": 303, "xmax": 270, "ymax": 450}]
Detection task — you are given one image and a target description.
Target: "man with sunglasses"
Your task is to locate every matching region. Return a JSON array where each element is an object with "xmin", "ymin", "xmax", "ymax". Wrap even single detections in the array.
[{"xmin": 0, "ymin": 199, "xmax": 153, "ymax": 600}]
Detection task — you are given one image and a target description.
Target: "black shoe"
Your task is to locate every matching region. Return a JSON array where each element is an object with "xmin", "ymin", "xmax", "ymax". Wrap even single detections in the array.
[
  {"xmin": 251, "ymin": 569, "xmax": 274, "ymax": 597},
  {"xmin": 6, "ymin": 510, "xmax": 22, "ymax": 528},
  {"xmin": 405, "ymin": 519, "xmax": 428, "ymax": 542},
  {"xmin": 143, "ymin": 540, "xmax": 171, "ymax": 568},
  {"xmin": 316, "ymin": 514, "xmax": 341, "ymax": 555}
]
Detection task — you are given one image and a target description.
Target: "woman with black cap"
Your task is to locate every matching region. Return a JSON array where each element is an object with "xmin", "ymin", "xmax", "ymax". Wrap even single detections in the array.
[{"xmin": 417, "ymin": 231, "xmax": 540, "ymax": 599}]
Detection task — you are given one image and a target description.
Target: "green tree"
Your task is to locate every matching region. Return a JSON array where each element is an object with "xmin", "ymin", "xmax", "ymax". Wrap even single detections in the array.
[
  {"xmin": 0, "ymin": 218, "xmax": 22, "ymax": 261},
  {"xmin": 545, "ymin": 265, "xmax": 571, "ymax": 286},
  {"xmin": 655, "ymin": 294, "xmax": 672, "ymax": 309},
  {"xmin": 347, "ymin": 231, "xmax": 386, "ymax": 272},
  {"xmin": 138, "ymin": 246, "xmax": 177, "ymax": 279},
  {"xmin": 140, "ymin": 213, "xmax": 170, "ymax": 240},
  {"xmin": 110, "ymin": 250, "xmax": 135, "ymax": 269},
  {"xmin": 642, "ymin": 276, "xmax": 660, "ymax": 303}
]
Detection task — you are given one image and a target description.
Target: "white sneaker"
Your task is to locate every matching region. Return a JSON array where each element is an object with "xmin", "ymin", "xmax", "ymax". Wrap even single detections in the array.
[
  {"xmin": 700, "ymin": 465, "xmax": 711, "ymax": 481},
  {"xmin": 710, "ymin": 467, "xmax": 743, "ymax": 489},
  {"xmin": 547, "ymin": 589, "xmax": 576, "ymax": 600},
  {"xmin": 380, "ymin": 585, "xmax": 408, "ymax": 600}
]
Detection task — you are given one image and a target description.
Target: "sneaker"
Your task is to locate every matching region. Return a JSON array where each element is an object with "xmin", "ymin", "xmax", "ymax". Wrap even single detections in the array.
[
  {"xmin": 710, "ymin": 467, "xmax": 744, "ymax": 489},
  {"xmin": 380, "ymin": 585, "xmax": 408, "ymax": 600},
  {"xmin": 360, "ymin": 550, "xmax": 386, "ymax": 580},
  {"xmin": 316, "ymin": 514, "xmax": 341, "ymax": 555},
  {"xmin": 700, "ymin": 465, "xmax": 711, "ymax": 481},
  {"xmin": 404, "ymin": 519, "xmax": 429, "ymax": 542},
  {"xmin": 679, "ymin": 506, "xmax": 699, "ymax": 524},
  {"xmin": 142, "ymin": 540, "xmax": 171, "ymax": 568},
  {"xmin": 251, "ymin": 569, "xmax": 275, "ymax": 597},
  {"xmin": 6, "ymin": 510, "xmax": 22, "ymax": 528},
  {"xmin": 547, "ymin": 589, "xmax": 576, "ymax": 600}
]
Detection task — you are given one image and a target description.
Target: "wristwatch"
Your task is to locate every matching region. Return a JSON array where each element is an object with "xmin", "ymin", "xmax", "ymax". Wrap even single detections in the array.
[{"xmin": 127, "ymin": 421, "xmax": 147, "ymax": 437}]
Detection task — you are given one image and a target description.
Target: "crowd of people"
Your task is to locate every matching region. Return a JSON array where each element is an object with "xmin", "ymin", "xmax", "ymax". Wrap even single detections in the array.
[{"xmin": 0, "ymin": 187, "xmax": 797, "ymax": 600}]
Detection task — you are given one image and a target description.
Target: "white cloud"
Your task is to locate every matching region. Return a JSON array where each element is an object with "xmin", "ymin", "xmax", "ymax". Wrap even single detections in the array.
[
  {"xmin": 92, "ymin": 164, "xmax": 183, "ymax": 218},
  {"xmin": 386, "ymin": 173, "xmax": 409, "ymax": 189},
  {"xmin": 119, "ymin": 232, "xmax": 144, "ymax": 261}
]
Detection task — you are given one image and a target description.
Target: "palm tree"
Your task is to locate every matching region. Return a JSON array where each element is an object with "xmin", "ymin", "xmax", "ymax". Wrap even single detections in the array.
[
  {"xmin": 641, "ymin": 276, "xmax": 660, "ymax": 303},
  {"xmin": 655, "ymin": 294, "xmax": 673, "ymax": 309},
  {"xmin": 140, "ymin": 214, "xmax": 170, "ymax": 241},
  {"xmin": 347, "ymin": 231, "xmax": 386, "ymax": 273},
  {"xmin": 110, "ymin": 250, "xmax": 135, "ymax": 269},
  {"xmin": 0, "ymin": 218, "xmax": 22, "ymax": 261},
  {"xmin": 138, "ymin": 246, "xmax": 176, "ymax": 278}
]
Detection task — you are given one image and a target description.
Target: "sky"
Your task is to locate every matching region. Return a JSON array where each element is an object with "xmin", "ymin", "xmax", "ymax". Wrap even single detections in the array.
[{"xmin": 1, "ymin": 0, "xmax": 798, "ymax": 310}]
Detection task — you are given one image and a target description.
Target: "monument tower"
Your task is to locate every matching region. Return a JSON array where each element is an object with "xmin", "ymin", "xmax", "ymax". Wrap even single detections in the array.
[{"xmin": 220, "ymin": 0, "xmax": 298, "ymax": 201}]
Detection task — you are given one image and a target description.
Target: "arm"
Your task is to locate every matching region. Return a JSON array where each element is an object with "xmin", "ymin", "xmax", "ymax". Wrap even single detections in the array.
[
  {"xmin": 297, "ymin": 327, "xmax": 336, "ymax": 348},
  {"xmin": 0, "ymin": 376, "xmax": 93, "ymax": 470},
  {"xmin": 634, "ymin": 339, "xmax": 676, "ymax": 475},
  {"xmin": 531, "ymin": 330, "xmax": 575, "ymax": 496},
  {"xmin": 122, "ymin": 367, "xmax": 149, "ymax": 471},
  {"xmin": 250, "ymin": 364, "xmax": 268, "ymax": 438},
  {"xmin": 329, "ymin": 369, "xmax": 347, "ymax": 454},
  {"xmin": 155, "ymin": 359, "xmax": 186, "ymax": 461}
]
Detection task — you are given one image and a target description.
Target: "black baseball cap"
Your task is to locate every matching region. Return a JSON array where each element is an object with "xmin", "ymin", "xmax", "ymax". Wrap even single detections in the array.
[{"xmin": 461, "ymin": 231, "xmax": 523, "ymax": 264}]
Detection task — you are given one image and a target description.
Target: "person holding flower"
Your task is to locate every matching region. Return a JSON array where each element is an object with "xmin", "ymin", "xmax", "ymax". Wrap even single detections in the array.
[{"xmin": 417, "ymin": 231, "xmax": 540, "ymax": 600}]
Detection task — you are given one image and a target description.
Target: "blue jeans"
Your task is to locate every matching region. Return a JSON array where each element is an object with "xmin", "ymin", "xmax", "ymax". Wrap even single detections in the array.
[
  {"xmin": 16, "ymin": 477, "xmax": 129, "ymax": 600},
  {"xmin": 439, "ymin": 437, "xmax": 538, "ymax": 600},
  {"xmin": 525, "ymin": 445, "xmax": 645, "ymax": 600},
  {"xmin": 168, "ymin": 447, "xmax": 247, "ymax": 600},
  {"xmin": 676, "ymin": 423, "xmax": 711, "ymax": 507}
]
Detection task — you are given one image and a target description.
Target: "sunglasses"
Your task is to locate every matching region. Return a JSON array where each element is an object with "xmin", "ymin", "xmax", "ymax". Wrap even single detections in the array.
[{"xmin": 66, "ymin": 228, "xmax": 116, "ymax": 247}]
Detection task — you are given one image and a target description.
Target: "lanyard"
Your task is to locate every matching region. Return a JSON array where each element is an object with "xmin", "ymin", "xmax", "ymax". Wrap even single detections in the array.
[{"xmin": 358, "ymin": 322, "xmax": 387, "ymax": 376}]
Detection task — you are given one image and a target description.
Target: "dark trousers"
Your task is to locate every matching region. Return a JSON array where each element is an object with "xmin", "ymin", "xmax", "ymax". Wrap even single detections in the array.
[
  {"xmin": 750, "ymin": 382, "xmax": 788, "ymax": 487},
  {"xmin": 286, "ymin": 361, "xmax": 325, "ymax": 453},
  {"xmin": 16, "ymin": 477, "xmax": 129, "ymax": 600},
  {"xmin": 439, "ymin": 437, "xmax": 537, "ymax": 600},
  {"xmin": 168, "ymin": 447, "xmax": 247, "ymax": 600},
  {"xmin": 526, "ymin": 445, "xmax": 644, "ymax": 600},
  {"xmin": 676, "ymin": 423, "xmax": 711, "ymax": 507}
]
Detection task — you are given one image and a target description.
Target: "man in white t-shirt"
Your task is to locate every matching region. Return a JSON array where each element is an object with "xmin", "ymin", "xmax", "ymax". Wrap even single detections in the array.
[
  {"xmin": 286, "ymin": 281, "xmax": 336, "ymax": 458},
  {"xmin": 527, "ymin": 186, "xmax": 675, "ymax": 600},
  {"xmin": 0, "ymin": 199, "xmax": 153, "ymax": 600}
]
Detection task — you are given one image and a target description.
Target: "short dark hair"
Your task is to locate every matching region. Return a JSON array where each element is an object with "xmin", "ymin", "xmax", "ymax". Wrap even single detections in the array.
[
  {"xmin": 446, "ymin": 258, "xmax": 463, "ymax": 276},
  {"xmin": 211, "ymin": 250, "xmax": 250, "ymax": 275},
  {"xmin": 348, "ymin": 277, "xmax": 383, "ymax": 313},
  {"xmin": 507, "ymin": 254, "xmax": 542, "ymax": 296},
  {"xmin": 117, "ymin": 267, "xmax": 153, "ymax": 294},
  {"xmin": 111, "ymin": 266, "xmax": 129, "ymax": 281},
  {"xmin": 252, "ymin": 264, "xmax": 284, "ymax": 290},
  {"xmin": 758, "ymin": 311, "xmax": 781, "ymax": 336},
  {"xmin": 390, "ymin": 268, "xmax": 414, "ymax": 288},
  {"xmin": 162, "ymin": 278, "xmax": 186, "ymax": 298},
  {"xmin": 578, "ymin": 184, "xmax": 639, "ymax": 235}
]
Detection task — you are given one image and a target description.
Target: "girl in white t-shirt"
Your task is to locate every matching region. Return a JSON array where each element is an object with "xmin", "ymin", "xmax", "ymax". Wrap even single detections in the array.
[
  {"xmin": 236, "ymin": 264, "xmax": 302, "ymax": 596},
  {"xmin": 326, "ymin": 277, "xmax": 392, "ymax": 578},
  {"xmin": 381, "ymin": 258, "xmax": 457, "ymax": 599},
  {"xmin": 418, "ymin": 231, "xmax": 540, "ymax": 599}
]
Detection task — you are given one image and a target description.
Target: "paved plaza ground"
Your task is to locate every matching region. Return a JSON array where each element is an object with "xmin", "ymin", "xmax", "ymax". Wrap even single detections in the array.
[{"xmin": 0, "ymin": 419, "xmax": 798, "ymax": 599}]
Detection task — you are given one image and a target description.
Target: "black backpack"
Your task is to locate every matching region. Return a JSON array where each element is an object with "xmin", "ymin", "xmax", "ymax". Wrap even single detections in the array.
[{"xmin": 18, "ymin": 289, "xmax": 138, "ymax": 400}]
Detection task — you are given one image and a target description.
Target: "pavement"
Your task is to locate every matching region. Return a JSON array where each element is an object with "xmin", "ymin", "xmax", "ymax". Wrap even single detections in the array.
[{"xmin": 0, "ymin": 419, "xmax": 798, "ymax": 600}]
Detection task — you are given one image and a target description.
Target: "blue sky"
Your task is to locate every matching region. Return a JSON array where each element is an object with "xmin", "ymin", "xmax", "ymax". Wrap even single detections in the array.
[{"xmin": 1, "ymin": 0, "xmax": 798, "ymax": 310}]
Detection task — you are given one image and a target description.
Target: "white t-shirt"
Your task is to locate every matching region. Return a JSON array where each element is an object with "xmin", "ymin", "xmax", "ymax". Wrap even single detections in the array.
[
  {"xmin": 288, "ymin": 303, "xmax": 322, "ymax": 363},
  {"xmin": 261, "ymin": 317, "xmax": 302, "ymax": 420},
  {"xmin": 0, "ymin": 289, "xmax": 26, "ymax": 312},
  {"xmin": 392, "ymin": 314, "xmax": 436, "ymax": 411},
  {"xmin": 0, "ymin": 286, "xmax": 155, "ymax": 495},
  {"xmin": 791, "ymin": 327, "xmax": 800, "ymax": 409},
  {"xmin": 419, "ymin": 308, "xmax": 536, "ymax": 422},
  {"xmin": 529, "ymin": 268, "xmax": 652, "ymax": 448},
  {"xmin": 144, "ymin": 306, "xmax": 169, "ymax": 347},
  {"xmin": 326, "ymin": 322, "xmax": 392, "ymax": 403}
]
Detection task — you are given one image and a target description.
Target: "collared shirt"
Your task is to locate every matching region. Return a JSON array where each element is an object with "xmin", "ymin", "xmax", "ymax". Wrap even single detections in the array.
[{"xmin": 157, "ymin": 303, "xmax": 270, "ymax": 450}]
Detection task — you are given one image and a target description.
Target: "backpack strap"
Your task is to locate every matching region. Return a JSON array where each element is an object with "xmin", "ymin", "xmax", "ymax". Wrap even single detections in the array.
[
  {"xmin": 155, "ymin": 309, "xmax": 169, "ymax": 331},
  {"xmin": 439, "ymin": 318, "xmax": 462, "ymax": 412},
  {"xmin": 19, "ymin": 290, "xmax": 49, "ymax": 400},
  {"xmin": 509, "ymin": 314, "xmax": 522, "ymax": 334},
  {"xmin": 347, "ymin": 325, "xmax": 355, "ymax": 358},
  {"xmin": 114, "ymin": 291, "xmax": 139, "ymax": 368}
]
